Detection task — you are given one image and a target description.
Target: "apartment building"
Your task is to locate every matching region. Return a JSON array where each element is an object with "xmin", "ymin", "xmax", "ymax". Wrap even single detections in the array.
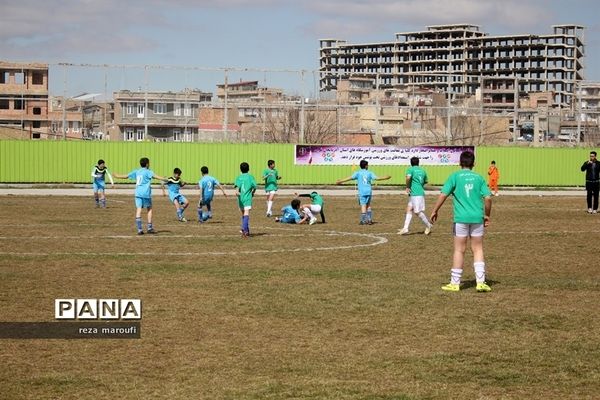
[
  {"xmin": 319, "ymin": 24, "xmax": 584, "ymax": 107},
  {"xmin": 0, "ymin": 61, "xmax": 49, "ymax": 139},
  {"xmin": 216, "ymin": 80, "xmax": 283, "ymax": 104},
  {"xmin": 113, "ymin": 89, "xmax": 212, "ymax": 142}
]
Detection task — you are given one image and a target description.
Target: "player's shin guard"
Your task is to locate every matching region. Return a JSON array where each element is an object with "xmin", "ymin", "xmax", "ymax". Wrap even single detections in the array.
[
  {"xmin": 417, "ymin": 211, "xmax": 431, "ymax": 228},
  {"xmin": 197, "ymin": 207, "xmax": 203, "ymax": 222},
  {"xmin": 242, "ymin": 215, "xmax": 250, "ymax": 233},
  {"xmin": 100, "ymin": 199, "xmax": 106, "ymax": 208},
  {"xmin": 403, "ymin": 213, "xmax": 412, "ymax": 230},
  {"xmin": 474, "ymin": 262, "xmax": 486, "ymax": 283},
  {"xmin": 366, "ymin": 207, "xmax": 373, "ymax": 222},
  {"xmin": 360, "ymin": 213, "xmax": 367, "ymax": 224},
  {"xmin": 135, "ymin": 217, "xmax": 143, "ymax": 232},
  {"xmin": 450, "ymin": 268, "xmax": 463, "ymax": 285},
  {"xmin": 267, "ymin": 200, "xmax": 273, "ymax": 214}
]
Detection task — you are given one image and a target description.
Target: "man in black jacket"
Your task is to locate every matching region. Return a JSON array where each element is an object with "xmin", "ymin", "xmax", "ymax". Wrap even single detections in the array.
[{"xmin": 581, "ymin": 151, "xmax": 600, "ymax": 214}]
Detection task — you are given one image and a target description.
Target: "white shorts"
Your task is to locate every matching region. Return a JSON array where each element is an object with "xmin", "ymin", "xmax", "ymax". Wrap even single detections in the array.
[
  {"xmin": 408, "ymin": 196, "xmax": 426, "ymax": 213},
  {"xmin": 303, "ymin": 204, "xmax": 322, "ymax": 213},
  {"xmin": 453, "ymin": 223, "xmax": 484, "ymax": 238},
  {"xmin": 265, "ymin": 190, "xmax": 277, "ymax": 194},
  {"xmin": 240, "ymin": 206, "xmax": 252, "ymax": 211}
]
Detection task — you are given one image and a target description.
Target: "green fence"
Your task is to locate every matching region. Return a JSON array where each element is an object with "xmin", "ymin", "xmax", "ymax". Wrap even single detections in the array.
[{"xmin": 0, "ymin": 141, "xmax": 593, "ymax": 186}]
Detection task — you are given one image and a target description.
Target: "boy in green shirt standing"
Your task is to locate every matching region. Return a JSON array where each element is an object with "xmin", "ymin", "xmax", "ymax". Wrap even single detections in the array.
[
  {"xmin": 399, "ymin": 156, "xmax": 433, "ymax": 235},
  {"xmin": 430, "ymin": 151, "xmax": 493, "ymax": 293},
  {"xmin": 234, "ymin": 162, "xmax": 257, "ymax": 237},
  {"xmin": 263, "ymin": 160, "xmax": 281, "ymax": 217}
]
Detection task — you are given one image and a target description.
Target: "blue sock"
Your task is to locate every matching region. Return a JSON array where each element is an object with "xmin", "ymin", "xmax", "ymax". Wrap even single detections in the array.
[
  {"xmin": 177, "ymin": 209, "xmax": 183, "ymax": 219},
  {"xmin": 242, "ymin": 215, "xmax": 249, "ymax": 232},
  {"xmin": 147, "ymin": 222, "xmax": 153, "ymax": 231},
  {"xmin": 101, "ymin": 199, "xmax": 106, "ymax": 208},
  {"xmin": 366, "ymin": 209, "xmax": 372, "ymax": 221},
  {"xmin": 135, "ymin": 217, "xmax": 142, "ymax": 232},
  {"xmin": 95, "ymin": 197, "xmax": 99, "ymax": 205},
  {"xmin": 197, "ymin": 208, "xmax": 203, "ymax": 222},
  {"xmin": 360, "ymin": 213, "xmax": 367, "ymax": 223}
]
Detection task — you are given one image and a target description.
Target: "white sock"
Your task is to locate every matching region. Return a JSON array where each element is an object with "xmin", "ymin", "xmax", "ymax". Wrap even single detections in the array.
[
  {"xmin": 417, "ymin": 211, "xmax": 431, "ymax": 228},
  {"xmin": 474, "ymin": 262, "xmax": 486, "ymax": 283},
  {"xmin": 303, "ymin": 207, "xmax": 314, "ymax": 219},
  {"xmin": 403, "ymin": 213, "xmax": 412, "ymax": 230},
  {"xmin": 450, "ymin": 268, "xmax": 463, "ymax": 285},
  {"xmin": 267, "ymin": 200, "xmax": 273, "ymax": 213}
]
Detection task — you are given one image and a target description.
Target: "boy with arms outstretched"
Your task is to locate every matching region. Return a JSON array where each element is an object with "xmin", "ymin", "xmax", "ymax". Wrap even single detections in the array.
[
  {"xmin": 114, "ymin": 157, "xmax": 168, "ymax": 235},
  {"xmin": 430, "ymin": 151, "xmax": 493, "ymax": 292},
  {"xmin": 336, "ymin": 159, "xmax": 391, "ymax": 225},
  {"xmin": 91, "ymin": 159, "xmax": 114, "ymax": 208}
]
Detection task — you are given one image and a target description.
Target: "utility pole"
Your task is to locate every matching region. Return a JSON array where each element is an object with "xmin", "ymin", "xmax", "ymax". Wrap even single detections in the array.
[
  {"xmin": 446, "ymin": 74, "xmax": 452, "ymax": 145},
  {"xmin": 144, "ymin": 65, "xmax": 148, "ymax": 140},
  {"xmin": 223, "ymin": 69, "xmax": 228, "ymax": 142},
  {"xmin": 62, "ymin": 65, "xmax": 67, "ymax": 140},
  {"xmin": 299, "ymin": 70, "xmax": 305, "ymax": 144}
]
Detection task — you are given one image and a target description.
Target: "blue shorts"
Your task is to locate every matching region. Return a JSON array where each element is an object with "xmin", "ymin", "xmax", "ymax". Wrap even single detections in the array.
[
  {"xmin": 93, "ymin": 181, "xmax": 105, "ymax": 192},
  {"xmin": 135, "ymin": 197, "xmax": 152, "ymax": 209},
  {"xmin": 170, "ymin": 194, "xmax": 187, "ymax": 205},
  {"xmin": 358, "ymin": 194, "xmax": 371, "ymax": 206}
]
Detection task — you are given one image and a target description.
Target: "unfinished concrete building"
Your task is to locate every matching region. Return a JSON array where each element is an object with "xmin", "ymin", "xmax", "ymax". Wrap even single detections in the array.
[
  {"xmin": 319, "ymin": 24, "xmax": 584, "ymax": 107},
  {"xmin": 0, "ymin": 61, "xmax": 49, "ymax": 139}
]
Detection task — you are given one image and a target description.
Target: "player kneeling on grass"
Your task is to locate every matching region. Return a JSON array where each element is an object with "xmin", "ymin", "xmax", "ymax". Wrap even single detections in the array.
[
  {"xmin": 430, "ymin": 151, "xmax": 493, "ymax": 293},
  {"xmin": 114, "ymin": 157, "xmax": 168, "ymax": 235},
  {"xmin": 162, "ymin": 168, "xmax": 189, "ymax": 222},
  {"xmin": 295, "ymin": 191, "xmax": 324, "ymax": 225},
  {"xmin": 275, "ymin": 199, "xmax": 309, "ymax": 224},
  {"xmin": 198, "ymin": 166, "xmax": 227, "ymax": 223}
]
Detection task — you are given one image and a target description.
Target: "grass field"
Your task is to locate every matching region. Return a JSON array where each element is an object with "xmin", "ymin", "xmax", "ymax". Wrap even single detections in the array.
[{"xmin": 1, "ymin": 192, "xmax": 599, "ymax": 399}]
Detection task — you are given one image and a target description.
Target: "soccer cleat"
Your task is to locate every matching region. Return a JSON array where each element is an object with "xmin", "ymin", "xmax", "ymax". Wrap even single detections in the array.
[
  {"xmin": 137, "ymin": 231, "xmax": 144, "ymax": 235},
  {"xmin": 441, "ymin": 283, "xmax": 460, "ymax": 292},
  {"xmin": 266, "ymin": 211, "xmax": 272, "ymax": 217},
  {"xmin": 359, "ymin": 221, "xmax": 366, "ymax": 225},
  {"xmin": 309, "ymin": 217, "xmax": 317, "ymax": 225},
  {"xmin": 367, "ymin": 220, "xmax": 373, "ymax": 225},
  {"xmin": 398, "ymin": 228, "xmax": 409, "ymax": 235},
  {"xmin": 588, "ymin": 208, "xmax": 593, "ymax": 214},
  {"xmin": 476, "ymin": 282, "xmax": 492, "ymax": 292},
  {"xmin": 594, "ymin": 210, "xmax": 598, "ymax": 214},
  {"xmin": 424, "ymin": 226, "xmax": 431, "ymax": 235},
  {"xmin": 179, "ymin": 217, "xmax": 187, "ymax": 222},
  {"xmin": 146, "ymin": 229, "xmax": 156, "ymax": 234}
]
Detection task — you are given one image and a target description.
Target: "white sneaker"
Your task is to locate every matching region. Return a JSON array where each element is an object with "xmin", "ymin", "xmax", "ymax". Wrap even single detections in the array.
[
  {"xmin": 594, "ymin": 210, "xmax": 598, "ymax": 214},
  {"xmin": 398, "ymin": 228, "xmax": 409, "ymax": 235},
  {"xmin": 309, "ymin": 217, "xmax": 317, "ymax": 225},
  {"xmin": 266, "ymin": 211, "xmax": 272, "ymax": 217},
  {"xmin": 588, "ymin": 209, "xmax": 593, "ymax": 214},
  {"xmin": 494, "ymin": 193, "xmax": 499, "ymax": 197},
  {"xmin": 424, "ymin": 226, "xmax": 431, "ymax": 235}
]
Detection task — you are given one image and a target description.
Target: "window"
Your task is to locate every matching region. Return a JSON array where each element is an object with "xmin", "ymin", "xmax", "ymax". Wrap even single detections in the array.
[
  {"xmin": 136, "ymin": 128, "xmax": 144, "ymax": 141},
  {"xmin": 0, "ymin": 99, "xmax": 9, "ymax": 109},
  {"xmin": 137, "ymin": 104, "xmax": 145, "ymax": 118},
  {"xmin": 33, "ymin": 107, "xmax": 41, "ymax": 115},
  {"xmin": 126, "ymin": 103, "xmax": 135, "ymax": 115},
  {"xmin": 0, "ymin": 71, "xmax": 7, "ymax": 84},
  {"xmin": 32, "ymin": 121, "xmax": 41, "ymax": 128},
  {"xmin": 32, "ymin": 72, "xmax": 43, "ymax": 85},
  {"xmin": 125, "ymin": 128, "xmax": 134, "ymax": 141},
  {"xmin": 174, "ymin": 103, "xmax": 182, "ymax": 116},
  {"xmin": 153, "ymin": 103, "xmax": 166, "ymax": 114},
  {"xmin": 72, "ymin": 121, "xmax": 80, "ymax": 132},
  {"xmin": 15, "ymin": 72, "xmax": 25, "ymax": 84},
  {"xmin": 14, "ymin": 99, "xmax": 24, "ymax": 110},
  {"xmin": 173, "ymin": 129, "xmax": 181, "ymax": 142},
  {"xmin": 32, "ymin": 132, "xmax": 41, "ymax": 139},
  {"xmin": 184, "ymin": 103, "xmax": 191, "ymax": 117}
]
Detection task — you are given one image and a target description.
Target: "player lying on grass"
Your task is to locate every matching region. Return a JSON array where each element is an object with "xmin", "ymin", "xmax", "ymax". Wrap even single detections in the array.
[
  {"xmin": 294, "ymin": 191, "xmax": 324, "ymax": 224},
  {"xmin": 274, "ymin": 199, "xmax": 309, "ymax": 224}
]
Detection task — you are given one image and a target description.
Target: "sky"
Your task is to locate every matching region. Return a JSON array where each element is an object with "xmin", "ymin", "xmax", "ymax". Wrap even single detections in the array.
[{"xmin": 1, "ymin": 0, "xmax": 600, "ymax": 97}]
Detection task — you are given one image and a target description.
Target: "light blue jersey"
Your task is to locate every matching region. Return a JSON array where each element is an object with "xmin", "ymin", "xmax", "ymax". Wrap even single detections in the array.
[
  {"xmin": 199, "ymin": 175, "xmax": 220, "ymax": 202},
  {"xmin": 165, "ymin": 177, "xmax": 185, "ymax": 203},
  {"xmin": 279, "ymin": 205, "xmax": 301, "ymax": 223},
  {"xmin": 351, "ymin": 169, "xmax": 377, "ymax": 196},
  {"xmin": 128, "ymin": 168, "xmax": 154, "ymax": 199}
]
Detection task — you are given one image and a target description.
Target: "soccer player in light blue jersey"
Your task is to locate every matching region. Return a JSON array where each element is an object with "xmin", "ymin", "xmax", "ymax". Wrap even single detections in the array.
[
  {"xmin": 197, "ymin": 166, "xmax": 227, "ymax": 223},
  {"xmin": 275, "ymin": 199, "xmax": 308, "ymax": 224},
  {"xmin": 114, "ymin": 157, "xmax": 168, "ymax": 235},
  {"xmin": 336, "ymin": 159, "xmax": 391, "ymax": 225},
  {"xmin": 162, "ymin": 167, "xmax": 189, "ymax": 222},
  {"xmin": 91, "ymin": 159, "xmax": 114, "ymax": 208}
]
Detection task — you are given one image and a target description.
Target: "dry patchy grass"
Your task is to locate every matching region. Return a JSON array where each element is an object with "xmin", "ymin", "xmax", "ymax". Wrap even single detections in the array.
[{"xmin": 0, "ymin": 193, "xmax": 599, "ymax": 399}]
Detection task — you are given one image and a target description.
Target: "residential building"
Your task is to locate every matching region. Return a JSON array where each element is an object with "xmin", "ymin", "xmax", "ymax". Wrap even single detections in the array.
[
  {"xmin": 0, "ymin": 61, "xmax": 49, "ymax": 139},
  {"xmin": 319, "ymin": 24, "xmax": 584, "ymax": 107},
  {"xmin": 113, "ymin": 89, "xmax": 212, "ymax": 142},
  {"xmin": 216, "ymin": 80, "xmax": 283, "ymax": 103}
]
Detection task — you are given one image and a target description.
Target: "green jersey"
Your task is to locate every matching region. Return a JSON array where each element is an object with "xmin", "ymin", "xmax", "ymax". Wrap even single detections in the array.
[
  {"xmin": 263, "ymin": 168, "xmax": 280, "ymax": 191},
  {"xmin": 234, "ymin": 173, "xmax": 257, "ymax": 207},
  {"xmin": 310, "ymin": 192, "xmax": 324, "ymax": 206},
  {"xmin": 441, "ymin": 169, "xmax": 491, "ymax": 224},
  {"xmin": 406, "ymin": 166, "xmax": 428, "ymax": 196}
]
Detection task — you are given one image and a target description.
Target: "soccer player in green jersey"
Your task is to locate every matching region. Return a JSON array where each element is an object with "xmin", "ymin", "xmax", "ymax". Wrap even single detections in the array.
[
  {"xmin": 263, "ymin": 159, "xmax": 281, "ymax": 217},
  {"xmin": 234, "ymin": 162, "xmax": 257, "ymax": 237},
  {"xmin": 295, "ymin": 191, "xmax": 325, "ymax": 224},
  {"xmin": 430, "ymin": 151, "xmax": 493, "ymax": 293},
  {"xmin": 399, "ymin": 157, "xmax": 433, "ymax": 235}
]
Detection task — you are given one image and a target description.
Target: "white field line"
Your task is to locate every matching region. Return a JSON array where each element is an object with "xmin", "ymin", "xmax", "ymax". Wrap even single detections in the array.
[
  {"xmin": 378, "ymin": 230, "xmax": 599, "ymax": 236},
  {"xmin": 0, "ymin": 229, "xmax": 388, "ymax": 257}
]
